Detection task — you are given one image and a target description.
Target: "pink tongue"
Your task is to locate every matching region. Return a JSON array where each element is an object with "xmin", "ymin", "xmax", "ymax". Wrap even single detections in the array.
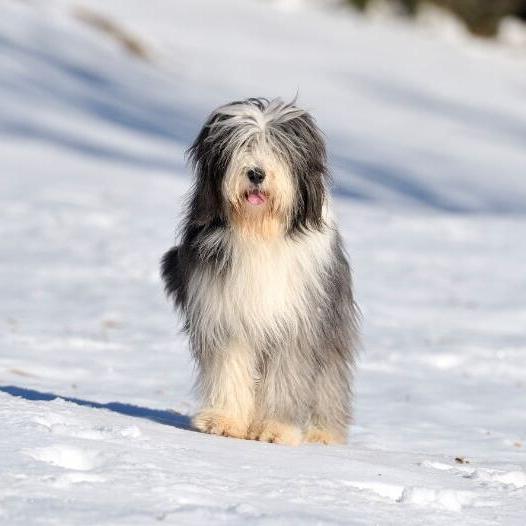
[{"xmin": 247, "ymin": 191, "xmax": 265, "ymax": 205}]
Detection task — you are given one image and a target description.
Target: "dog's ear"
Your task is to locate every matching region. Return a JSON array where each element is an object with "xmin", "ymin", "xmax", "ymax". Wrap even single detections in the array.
[
  {"xmin": 297, "ymin": 163, "xmax": 326, "ymax": 230},
  {"xmin": 285, "ymin": 111, "xmax": 328, "ymax": 231},
  {"xmin": 186, "ymin": 112, "xmax": 227, "ymax": 226}
]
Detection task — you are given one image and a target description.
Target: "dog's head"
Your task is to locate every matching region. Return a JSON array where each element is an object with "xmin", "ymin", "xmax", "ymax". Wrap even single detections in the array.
[{"xmin": 187, "ymin": 98, "xmax": 328, "ymax": 238}]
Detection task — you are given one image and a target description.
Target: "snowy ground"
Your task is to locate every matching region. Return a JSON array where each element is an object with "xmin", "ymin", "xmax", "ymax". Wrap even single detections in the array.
[{"xmin": 1, "ymin": 0, "xmax": 525, "ymax": 524}]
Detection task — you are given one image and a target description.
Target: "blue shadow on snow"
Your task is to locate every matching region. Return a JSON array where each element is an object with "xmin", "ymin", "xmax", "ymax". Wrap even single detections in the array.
[{"xmin": 0, "ymin": 385, "xmax": 192, "ymax": 431}]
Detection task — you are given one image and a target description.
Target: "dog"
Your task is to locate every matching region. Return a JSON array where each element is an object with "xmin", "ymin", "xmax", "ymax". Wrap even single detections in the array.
[{"xmin": 161, "ymin": 97, "xmax": 359, "ymax": 445}]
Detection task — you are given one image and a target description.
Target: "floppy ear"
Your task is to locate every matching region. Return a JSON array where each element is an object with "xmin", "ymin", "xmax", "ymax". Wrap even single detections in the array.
[
  {"xmin": 285, "ymin": 111, "xmax": 328, "ymax": 231},
  {"xmin": 186, "ymin": 112, "xmax": 227, "ymax": 226}
]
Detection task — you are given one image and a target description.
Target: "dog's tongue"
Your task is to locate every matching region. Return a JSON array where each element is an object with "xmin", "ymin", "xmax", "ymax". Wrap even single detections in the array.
[{"xmin": 247, "ymin": 190, "xmax": 266, "ymax": 206}]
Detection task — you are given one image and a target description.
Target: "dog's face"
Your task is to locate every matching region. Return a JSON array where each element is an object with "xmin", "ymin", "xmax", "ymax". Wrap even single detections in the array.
[
  {"xmin": 222, "ymin": 136, "xmax": 296, "ymax": 237},
  {"xmin": 187, "ymin": 98, "xmax": 328, "ymax": 237}
]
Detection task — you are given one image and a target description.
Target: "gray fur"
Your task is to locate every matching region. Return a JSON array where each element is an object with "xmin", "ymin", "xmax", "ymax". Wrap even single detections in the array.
[{"xmin": 162, "ymin": 98, "xmax": 359, "ymax": 443}]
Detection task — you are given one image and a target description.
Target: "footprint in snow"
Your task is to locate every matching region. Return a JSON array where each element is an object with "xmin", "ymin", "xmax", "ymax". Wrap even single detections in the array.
[
  {"xmin": 48, "ymin": 472, "xmax": 106, "ymax": 488},
  {"xmin": 421, "ymin": 460, "xmax": 526, "ymax": 489},
  {"xmin": 25, "ymin": 445, "xmax": 104, "ymax": 471},
  {"xmin": 33, "ymin": 413, "xmax": 142, "ymax": 440},
  {"xmin": 338, "ymin": 479, "xmax": 492, "ymax": 512}
]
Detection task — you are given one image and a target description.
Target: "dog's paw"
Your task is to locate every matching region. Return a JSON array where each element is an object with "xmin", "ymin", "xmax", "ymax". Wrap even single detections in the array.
[
  {"xmin": 192, "ymin": 409, "xmax": 248, "ymax": 439},
  {"xmin": 304, "ymin": 426, "xmax": 346, "ymax": 445},
  {"xmin": 247, "ymin": 420, "xmax": 302, "ymax": 446}
]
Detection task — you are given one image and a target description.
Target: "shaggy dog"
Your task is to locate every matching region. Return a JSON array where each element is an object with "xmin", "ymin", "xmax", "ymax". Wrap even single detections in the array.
[{"xmin": 161, "ymin": 98, "xmax": 359, "ymax": 445}]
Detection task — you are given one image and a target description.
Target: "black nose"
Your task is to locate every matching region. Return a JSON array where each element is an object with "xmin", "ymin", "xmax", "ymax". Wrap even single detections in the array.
[{"xmin": 247, "ymin": 167, "xmax": 265, "ymax": 185}]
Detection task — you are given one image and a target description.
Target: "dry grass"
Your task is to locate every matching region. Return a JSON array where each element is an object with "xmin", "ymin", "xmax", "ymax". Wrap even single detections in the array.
[{"xmin": 73, "ymin": 7, "xmax": 150, "ymax": 60}]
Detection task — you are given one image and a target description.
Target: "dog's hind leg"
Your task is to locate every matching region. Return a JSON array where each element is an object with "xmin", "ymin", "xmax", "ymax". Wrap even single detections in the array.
[{"xmin": 192, "ymin": 339, "xmax": 256, "ymax": 439}]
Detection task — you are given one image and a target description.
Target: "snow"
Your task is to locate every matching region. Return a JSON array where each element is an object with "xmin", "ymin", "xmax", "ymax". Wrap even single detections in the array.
[{"xmin": 1, "ymin": 0, "xmax": 525, "ymax": 524}]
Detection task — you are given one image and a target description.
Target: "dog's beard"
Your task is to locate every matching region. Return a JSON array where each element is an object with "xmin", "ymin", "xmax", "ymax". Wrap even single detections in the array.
[
  {"xmin": 223, "ymin": 158, "xmax": 294, "ymax": 240},
  {"xmin": 227, "ymin": 186, "xmax": 285, "ymax": 240}
]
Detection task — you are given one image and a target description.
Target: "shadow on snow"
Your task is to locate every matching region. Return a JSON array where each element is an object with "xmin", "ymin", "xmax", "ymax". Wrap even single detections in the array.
[
  {"xmin": 0, "ymin": 32, "xmax": 195, "ymax": 173},
  {"xmin": 0, "ymin": 385, "xmax": 193, "ymax": 431},
  {"xmin": 1, "ymin": 28, "xmax": 525, "ymax": 213}
]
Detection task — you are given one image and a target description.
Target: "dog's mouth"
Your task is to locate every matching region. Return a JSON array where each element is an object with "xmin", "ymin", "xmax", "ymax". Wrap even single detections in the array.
[{"xmin": 245, "ymin": 189, "xmax": 267, "ymax": 206}]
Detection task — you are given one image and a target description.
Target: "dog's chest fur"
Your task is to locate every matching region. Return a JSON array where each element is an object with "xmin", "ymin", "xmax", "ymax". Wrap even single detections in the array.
[{"xmin": 188, "ymin": 227, "xmax": 334, "ymax": 348}]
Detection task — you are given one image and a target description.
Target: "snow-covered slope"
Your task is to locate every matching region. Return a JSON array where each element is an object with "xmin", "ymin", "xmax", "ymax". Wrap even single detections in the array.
[{"xmin": 1, "ymin": 1, "xmax": 525, "ymax": 524}]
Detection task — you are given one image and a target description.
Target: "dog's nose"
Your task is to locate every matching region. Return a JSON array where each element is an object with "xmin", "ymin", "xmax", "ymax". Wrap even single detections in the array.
[{"xmin": 247, "ymin": 167, "xmax": 265, "ymax": 185}]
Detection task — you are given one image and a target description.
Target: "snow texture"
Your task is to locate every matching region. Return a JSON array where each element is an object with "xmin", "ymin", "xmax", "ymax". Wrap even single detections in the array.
[{"xmin": 1, "ymin": 0, "xmax": 525, "ymax": 524}]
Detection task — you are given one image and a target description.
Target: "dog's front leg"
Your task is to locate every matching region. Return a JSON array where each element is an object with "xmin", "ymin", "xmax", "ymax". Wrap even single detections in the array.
[
  {"xmin": 246, "ymin": 351, "xmax": 305, "ymax": 446},
  {"xmin": 192, "ymin": 339, "xmax": 255, "ymax": 439}
]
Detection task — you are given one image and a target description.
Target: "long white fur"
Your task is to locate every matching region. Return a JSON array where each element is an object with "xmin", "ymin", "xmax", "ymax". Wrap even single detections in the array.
[
  {"xmin": 196, "ymin": 338, "xmax": 256, "ymax": 427},
  {"xmin": 165, "ymin": 98, "xmax": 356, "ymax": 445},
  {"xmin": 187, "ymin": 208, "xmax": 334, "ymax": 351},
  {"xmin": 188, "ymin": 219, "xmax": 336, "ymax": 438}
]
